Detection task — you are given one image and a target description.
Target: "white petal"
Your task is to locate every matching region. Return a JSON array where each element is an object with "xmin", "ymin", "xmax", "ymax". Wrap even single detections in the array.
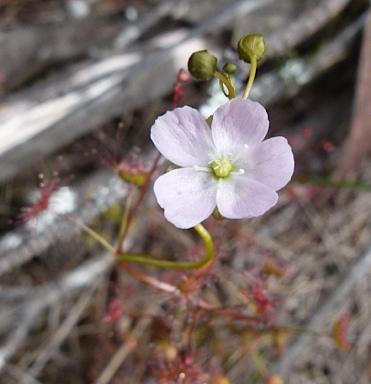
[
  {"xmin": 151, "ymin": 106, "xmax": 215, "ymax": 167},
  {"xmin": 154, "ymin": 168, "xmax": 217, "ymax": 229},
  {"xmin": 211, "ymin": 98, "xmax": 269, "ymax": 156},
  {"xmin": 216, "ymin": 176, "xmax": 278, "ymax": 219},
  {"xmin": 237, "ymin": 137, "xmax": 294, "ymax": 191}
]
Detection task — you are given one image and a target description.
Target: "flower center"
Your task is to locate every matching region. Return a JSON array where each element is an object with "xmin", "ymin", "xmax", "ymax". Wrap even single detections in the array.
[{"xmin": 211, "ymin": 158, "xmax": 233, "ymax": 178}]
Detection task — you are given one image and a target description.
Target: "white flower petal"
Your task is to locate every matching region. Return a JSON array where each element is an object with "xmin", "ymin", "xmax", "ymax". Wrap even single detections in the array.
[
  {"xmin": 216, "ymin": 176, "xmax": 278, "ymax": 219},
  {"xmin": 211, "ymin": 98, "xmax": 269, "ymax": 156},
  {"xmin": 151, "ymin": 106, "xmax": 215, "ymax": 167},
  {"xmin": 154, "ymin": 168, "xmax": 217, "ymax": 229},
  {"xmin": 237, "ymin": 137, "xmax": 294, "ymax": 190}
]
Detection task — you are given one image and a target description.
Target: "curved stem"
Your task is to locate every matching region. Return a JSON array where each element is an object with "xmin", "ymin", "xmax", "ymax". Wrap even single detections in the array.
[
  {"xmin": 242, "ymin": 56, "xmax": 257, "ymax": 99},
  {"xmin": 59, "ymin": 214, "xmax": 115, "ymax": 254},
  {"xmin": 116, "ymin": 224, "xmax": 214, "ymax": 270},
  {"xmin": 214, "ymin": 71, "xmax": 235, "ymax": 99}
]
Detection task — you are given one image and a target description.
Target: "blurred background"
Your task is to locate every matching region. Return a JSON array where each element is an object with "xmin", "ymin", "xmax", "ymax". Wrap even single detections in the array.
[{"xmin": 1, "ymin": 0, "xmax": 371, "ymax": 383}]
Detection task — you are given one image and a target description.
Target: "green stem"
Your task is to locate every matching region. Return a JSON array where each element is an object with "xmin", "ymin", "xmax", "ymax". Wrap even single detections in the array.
[
  {"xmin": 242, "ymin": 56, "xmax": 257, "ymax": 99},
  {"xmin": 116, "ymin": 224, "xmax": 214, "ymax": 269},
  {"xmin": 59, "ymin": 214, "xmax": 115, "ymax": 254},
  {"xmin": 214, "ymin": 71, "xmax": 235, "ymax": 99}
]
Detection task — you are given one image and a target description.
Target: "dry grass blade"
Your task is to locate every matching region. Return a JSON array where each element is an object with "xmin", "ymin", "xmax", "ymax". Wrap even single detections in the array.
[
  {"xmin": 273, "ymin": 243, "xmax": 371, "ymax": 377},
  {"xmin": 94, "ymin": 306, "xmax": 158, "ymax": 384},
  {"xmin": 0, "ymin": 254, "xmax": 113, "ymax": 370},
  {"xmin": 26, "ymin": 284, "xmax": 98, "ymax": 379}
]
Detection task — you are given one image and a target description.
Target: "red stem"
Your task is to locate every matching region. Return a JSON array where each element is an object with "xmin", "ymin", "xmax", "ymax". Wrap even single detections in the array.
[
  {"xmin": 118, "ymin": 261, "xmax": 179, "ymax": 294},
  {"xmin": 118, "ymin": 152, "xmax": 162, "ymax": 252}
]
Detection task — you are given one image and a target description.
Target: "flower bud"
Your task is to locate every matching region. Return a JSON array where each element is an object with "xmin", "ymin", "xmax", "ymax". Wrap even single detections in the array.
[
  {"xmin": 118, "ymin": 169, "xmax": 149, "ymax": 187},
  {"xmin": 222, "ymin": 62, "xmax": 237, "ymax": 75},
  {"xmin": 237, "ymin": 34, "xmax": 267, "ymax": 63},
  {"xmin": 188, "ymin": 50, "xmax": 217, "ymax": 80}
]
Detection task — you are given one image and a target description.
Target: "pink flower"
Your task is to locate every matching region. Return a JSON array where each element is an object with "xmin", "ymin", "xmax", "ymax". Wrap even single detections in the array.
[{"xmin": 151, "ymin": 98, "xmax": 294, "ymax": 229}]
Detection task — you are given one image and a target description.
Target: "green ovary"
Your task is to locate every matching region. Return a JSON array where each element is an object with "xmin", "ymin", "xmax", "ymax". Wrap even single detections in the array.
[{"xmin": 211, "ymin": 158, "xmax": 233, "ymax": 178}]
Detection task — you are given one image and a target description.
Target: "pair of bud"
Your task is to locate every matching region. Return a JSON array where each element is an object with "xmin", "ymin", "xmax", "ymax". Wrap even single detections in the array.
[{"xmin": 188, "ymin": 34, "xmax": 267, "ymax": 80}]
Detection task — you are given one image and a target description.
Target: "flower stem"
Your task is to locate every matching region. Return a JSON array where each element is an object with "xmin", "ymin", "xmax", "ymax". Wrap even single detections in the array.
[
  {"xmin": 214, "ymin": 71, "xmax": 235, "ymax": 99},
  {"xmin": 116, "ymin": 224, "xmax": 214, "ymax": 270},
  {"xmin": 242, "ymin": 56, "xmax": 257, "ymax": 99},
  {"xmin": 59, "ymin": 214, "xmax": 116, "ymax": 254}
]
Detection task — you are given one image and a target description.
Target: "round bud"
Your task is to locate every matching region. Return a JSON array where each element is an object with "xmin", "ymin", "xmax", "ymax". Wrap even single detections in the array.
[
  {"xmin": 187, "ymin": 50, "xmax": 218, "ymax": 80},
  {"xmin": 222, "ymin": 62, "xmax": 237, "ymax": 75},
  {"xmin": 237, "ymin": 34, "xmax": 267, "ymax": 63}
]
